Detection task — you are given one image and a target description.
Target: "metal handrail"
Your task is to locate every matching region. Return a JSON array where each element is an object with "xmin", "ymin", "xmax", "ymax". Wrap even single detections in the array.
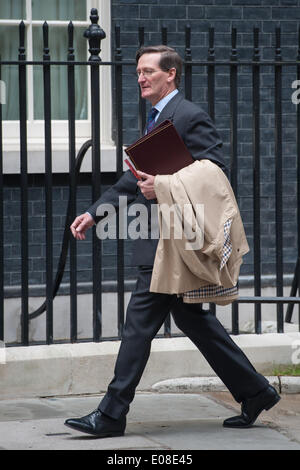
[{"xmin": 28, "ymin": 139, "xmax": 92, "ymax": 320}]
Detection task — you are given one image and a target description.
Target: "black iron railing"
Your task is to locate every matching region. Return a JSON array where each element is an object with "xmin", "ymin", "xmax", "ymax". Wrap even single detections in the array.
[{"xmin": 1, "ymin": 8, "xmax": 300, "ymax": 347}]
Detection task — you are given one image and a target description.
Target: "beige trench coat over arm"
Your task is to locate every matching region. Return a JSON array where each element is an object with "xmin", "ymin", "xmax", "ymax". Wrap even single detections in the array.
[{"xmin": 149, "ymin": 159, "xmax": 250, "ymax": 305}]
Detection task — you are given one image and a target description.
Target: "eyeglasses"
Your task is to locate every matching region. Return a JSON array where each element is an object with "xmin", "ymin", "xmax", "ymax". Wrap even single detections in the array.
[{"xmin": 136, "ymin": 69, "xmax": 162, "ymax": 78}]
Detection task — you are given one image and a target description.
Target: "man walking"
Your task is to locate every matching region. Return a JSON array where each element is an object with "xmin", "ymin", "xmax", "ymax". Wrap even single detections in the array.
[{"xmin": 65, "ymin": 45, "xmax": 280, "ymax": 437}]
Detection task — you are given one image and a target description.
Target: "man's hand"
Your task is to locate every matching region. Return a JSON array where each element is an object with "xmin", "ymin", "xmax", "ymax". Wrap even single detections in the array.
[
  {"xmin": 136, "ymin": 171, "xmax": 156, "ymax": 200},
  {"xmin": 70, "ymin": 213, "xmax": 95, "ymax": 240}
]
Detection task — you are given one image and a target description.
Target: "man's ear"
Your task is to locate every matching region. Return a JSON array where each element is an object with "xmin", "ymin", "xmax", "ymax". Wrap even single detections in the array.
[{"xmin": 167, "ymin": 67, "xmax": 176, "ymax": 83}]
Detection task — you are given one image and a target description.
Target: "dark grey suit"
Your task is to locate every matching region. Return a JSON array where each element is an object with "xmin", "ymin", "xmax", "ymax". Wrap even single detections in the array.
[
  {"xmin": 87, "ymin": 92, "xmax": 269, "ymax": 420},
  {"xmin": 88, "ymin": 92, "xmax": 227, "ymax": 266}
]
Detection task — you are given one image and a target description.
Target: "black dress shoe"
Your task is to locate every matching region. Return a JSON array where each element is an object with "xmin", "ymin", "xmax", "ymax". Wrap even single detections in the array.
[
  {"xmin": 64, "ymin": 409, "xmax": 126, "ymax": 437},
  {"xmin": 223, "ymin": 385, "xmax": 281, "ymax": 429}
]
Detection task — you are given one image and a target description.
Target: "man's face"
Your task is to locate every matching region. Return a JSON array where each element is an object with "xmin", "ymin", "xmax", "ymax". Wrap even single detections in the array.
[{"xmin": 137, "ymin": 53, "xmax": 176, "ymax": 106}]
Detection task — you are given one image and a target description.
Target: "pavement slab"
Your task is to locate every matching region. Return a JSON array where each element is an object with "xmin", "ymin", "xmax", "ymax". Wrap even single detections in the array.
[
  {"xmin": 0, "ymin": 393, "xmax": 299, "ymax": 451},
  {"xmin": 207, "ymin": 391, "xmax": 300, "ymax": 448}
]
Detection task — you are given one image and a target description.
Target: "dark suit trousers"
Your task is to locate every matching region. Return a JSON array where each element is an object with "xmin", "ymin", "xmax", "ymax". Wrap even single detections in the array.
[{"xmin": 98, "ymin": 267, "xmax": 269, "ymax": 420}]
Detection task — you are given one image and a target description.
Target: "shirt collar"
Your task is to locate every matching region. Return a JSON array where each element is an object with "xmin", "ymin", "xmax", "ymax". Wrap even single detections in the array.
[{"xmin": 154, "ymin": 89, "xmax": 179, "ymax": 116}]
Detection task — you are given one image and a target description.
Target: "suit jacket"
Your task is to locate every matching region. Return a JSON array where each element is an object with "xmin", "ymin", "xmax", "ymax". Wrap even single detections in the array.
[{"xmin": 87, "ymin": 92, "xmax": 227, "ymax": 266}]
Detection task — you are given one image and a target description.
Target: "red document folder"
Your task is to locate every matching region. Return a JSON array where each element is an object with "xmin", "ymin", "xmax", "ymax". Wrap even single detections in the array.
[
  {"xmin": 124, "ymin": 120, "xmax": 193, "ymax": 176},
  {"xmin": 124, "ymin": 158, "xmax": 141, "ymax": 180}
]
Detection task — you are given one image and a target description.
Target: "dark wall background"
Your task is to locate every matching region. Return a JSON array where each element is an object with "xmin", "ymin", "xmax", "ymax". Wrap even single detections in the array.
[{"xmin": 4, "ymin": 174, "xmax": 136, "ymax": 289}]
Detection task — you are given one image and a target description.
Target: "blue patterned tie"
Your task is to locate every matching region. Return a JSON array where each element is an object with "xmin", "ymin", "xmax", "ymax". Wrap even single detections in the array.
[{"xmin": 146, "ymin": 107, "xmax": 159, "ymax": 134}]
